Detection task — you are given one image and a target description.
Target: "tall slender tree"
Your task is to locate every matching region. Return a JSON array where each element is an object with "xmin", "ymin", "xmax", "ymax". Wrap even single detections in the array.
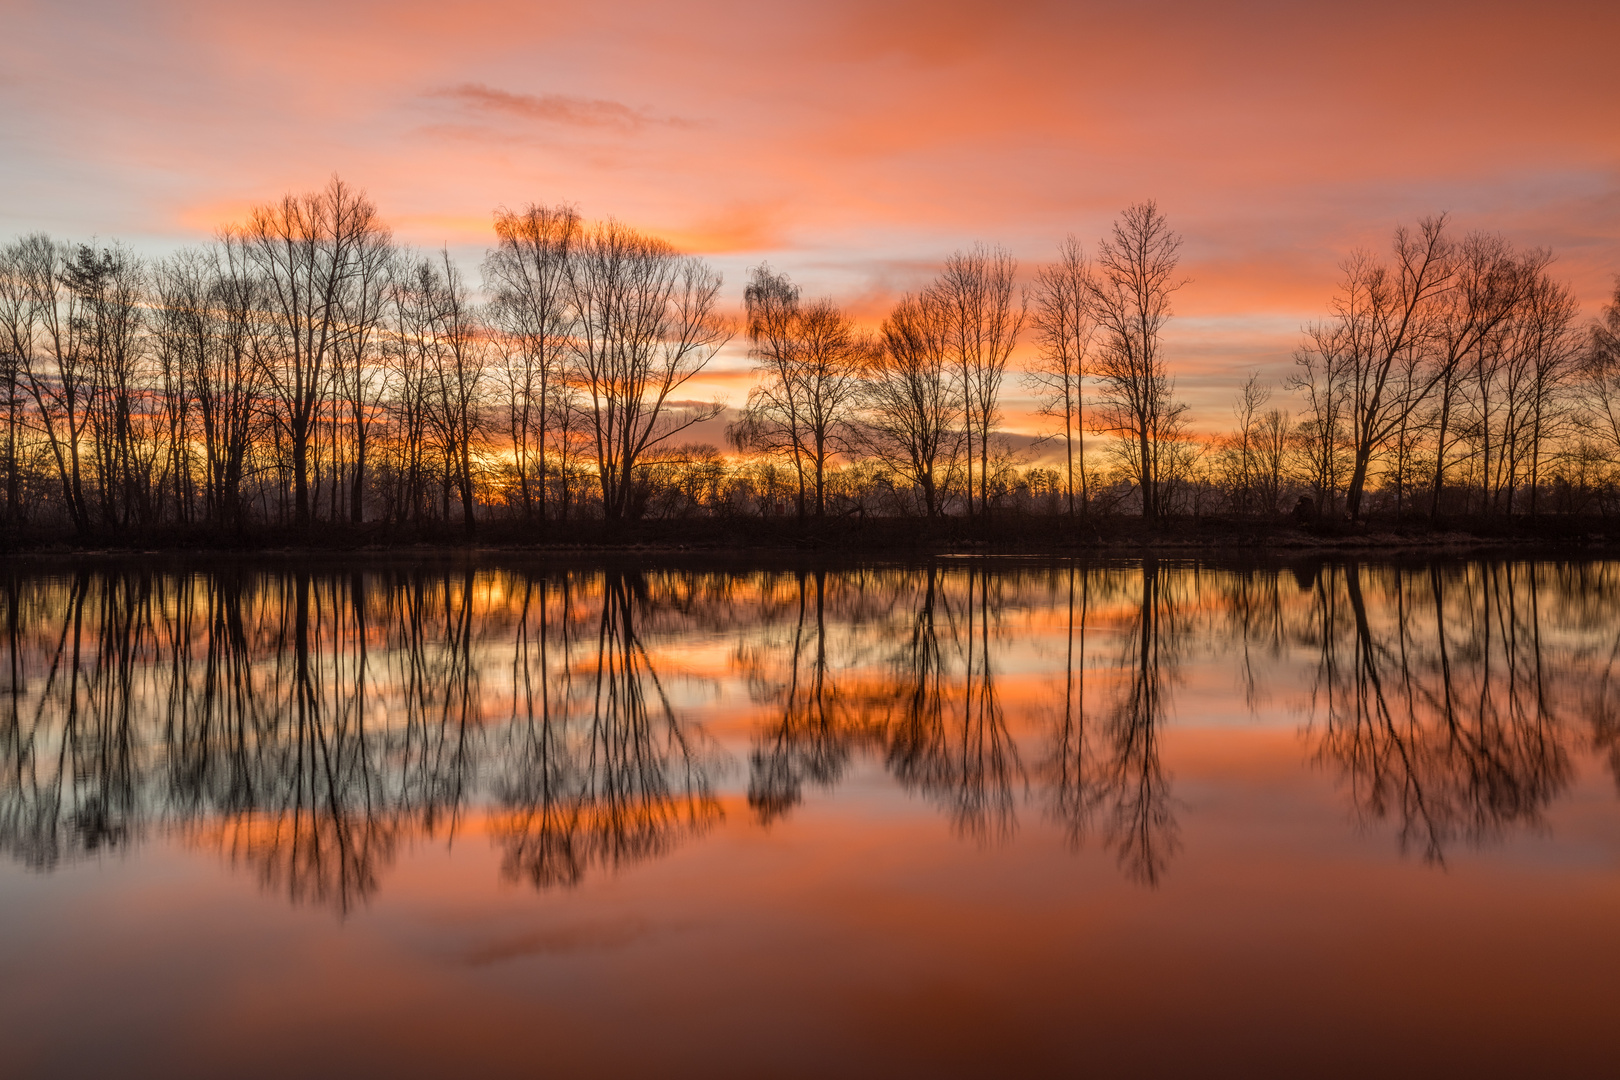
[
  {"xmin": 1087, "ymin": 202, "xmax": 1186, "ymax": 525},
  {"xmin": 1029, "ymin": 237, "xmax": 1095, "ymax": 517},
  {"xmin": 930, "ymin": 244, "xmax": 1023, "ymax": 520}
]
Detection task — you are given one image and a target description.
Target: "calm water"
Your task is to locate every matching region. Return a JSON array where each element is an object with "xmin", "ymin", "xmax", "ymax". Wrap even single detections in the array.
[{"xmin": 3, "ymin": 556, "xmax": 1618, "ymax": 1078}]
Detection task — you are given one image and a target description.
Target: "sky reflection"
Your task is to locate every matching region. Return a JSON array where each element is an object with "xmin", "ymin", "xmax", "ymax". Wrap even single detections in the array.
[
  {"xmin": 5, "ymin": 557, "xmax": 1618, "ymax": 905},
  {"xmin": 5, "ymin": 558, "xmax": 1620, "ymax": 1076}
]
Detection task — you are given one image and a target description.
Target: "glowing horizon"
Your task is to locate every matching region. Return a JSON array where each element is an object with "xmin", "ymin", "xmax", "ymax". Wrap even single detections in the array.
[{"xmin": 2, "ymin": 0, "xmax": 1617, "ymax": 434}]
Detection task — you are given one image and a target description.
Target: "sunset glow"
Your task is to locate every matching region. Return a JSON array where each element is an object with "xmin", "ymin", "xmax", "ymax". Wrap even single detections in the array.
[
  {"xmin": 9, "ymin": 11, "xmax": 1620, "ymax": 1068},
  {"xmin": 4, "ymin": 0, "xmax": 1616, "ymax": 428}
]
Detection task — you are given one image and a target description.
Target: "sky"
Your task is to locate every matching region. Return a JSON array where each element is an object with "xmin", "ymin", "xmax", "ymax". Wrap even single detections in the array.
[{"xmin": 2, "ymin": 0, "xmax": 1617, "ymax": 436}]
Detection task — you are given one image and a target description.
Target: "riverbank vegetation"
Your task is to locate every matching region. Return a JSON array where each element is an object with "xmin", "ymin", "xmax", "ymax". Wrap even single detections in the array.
[{"xmin": 3, "ymin": 177, "xmax": 1619, "ymax": 549}]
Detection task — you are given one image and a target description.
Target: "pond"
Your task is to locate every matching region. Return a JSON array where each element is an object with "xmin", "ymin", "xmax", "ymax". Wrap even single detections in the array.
[{"xmin": 2, "ymin": 556, "xmax": 1618, "ymax": 1077}]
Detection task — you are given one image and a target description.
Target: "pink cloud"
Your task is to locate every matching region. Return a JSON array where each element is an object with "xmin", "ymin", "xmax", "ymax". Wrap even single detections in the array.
[{"xmin": 430, "ymin": 83, "xmax": 692, "ymax": 131}]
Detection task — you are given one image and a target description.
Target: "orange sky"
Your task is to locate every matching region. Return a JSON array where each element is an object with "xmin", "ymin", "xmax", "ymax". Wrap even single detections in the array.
[{"xmin": 2, "ymin": 0, "xmax": 1617, "ymax": 429}]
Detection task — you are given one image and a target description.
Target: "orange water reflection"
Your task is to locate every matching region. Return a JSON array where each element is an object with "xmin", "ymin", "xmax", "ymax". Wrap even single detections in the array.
[
  {"xmin": 5, "ymin": 558, "xmax": 1619, "ymax": 904},
  {"xmin": 4, "ymin": 557, "xmax": 1620, "ymax": 1074}
]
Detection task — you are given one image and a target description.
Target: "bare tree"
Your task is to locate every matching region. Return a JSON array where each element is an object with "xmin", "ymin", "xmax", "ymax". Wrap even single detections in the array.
[
  {"xmin": 546, "ymin": 381, "xmax": 593, "ymax": 522},
  {"xmin": 1218, "ymin": 373, "xmax": 1269, "ymax": 515},
  {"xmin": 1594, "ymin": 277, "xmax": 1620, "ymax": 375},
  {"xmin": 1, "ymin": 235, "xmax": 94, "ymax": 530},
  {"xmin": 67, "ymin": 242, "xmax": 157, "ymax": 528},
  {"xmin": 1316, "ymin": 219, "xmax": 1456, "ymax": 520},
  {"xmin": 484, "ymin": 204, "xmax": 581, "ymax": 523},
  {"xmin": 1578, "ymin": 278, "xmax": 1620, "ymax": 494},
  {"xmin": 1427, "ymin": 233, "xmax": 1532, "ymax": 515},
  {"xmin": 425, "ymin": 252, "xmax": 488, "ymax": 534},
  {"xmin": 0, "ymin": 252, "xmax": 18, "ymax": 523},
  {"xmin": 729, "ymin": 266, "xmax": 808, "ymax": 517},
  {"xmin": 332, "ymin": 223, "xmax": 394, "ymax": 524},
  {"xmin": 1254, "ymin": 405, "xmax": 1292, "ymax": 517},
  {"xmin": 1086, "ymin": 202, "xmax": 1186, "ymax": 524},
  {"xmin": 387, "ymin": 253, "xmax": 488, "ymax": 532},
  {"xmin": 730, "ymin": 266, "xmax": 868, "ymax": 519},
  {"xmin": 1503, "ymin": 269, "xmax": 1580, "ymax": 515},
  {"xmin": 384, "ymin": 264, "xmax": 440, "ymax": 525},
  {"xmin": 186, "ymin": 242, "xmax": 266, "ymax": 530},
  {"xmin": 1028, "ymin": 236, "xmax": 1095, "ymax": 516},
  {"xmin": 233, "ymin": 176, "xmax": 387, "ymax": 527},
  {"xmin": 930, "ymin": 243, "xmax": 1024, "ymax": 521},
  {"xmin": 862, "ymin": 291, "xmax": 959, "ymax": 517},
  {"xmin": 3, "ymin": 187, "xmax": 1610, "ymax": 536},
  {"xmin": 150, "ymin": 258, "xmax": 197, "ymax": 525},
  {"xmin": 1289, "ymin": 320, "xmax": 1352, "ymax": 517},
  {"xmin": 1212, "ymin": 374, "xmax": 1291, "ymax": 518},
  {"xmin": 151, "ymin": 251, "xmax": 204, "ymax": 525},
  {"xmin": 1302, "ymin": 222, "xmax": 1574, "ymax": 521},
  {"xmin": 566, "ymin": 222, "xmax": 729, "ymax": 525},
  {"xmin": 1465, "ymin": 251, "xmax": 1578, "ymax": 515}
]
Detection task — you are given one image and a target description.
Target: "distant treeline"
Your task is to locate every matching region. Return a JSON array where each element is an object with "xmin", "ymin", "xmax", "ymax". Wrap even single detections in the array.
[{"xmin": 2, "ymin": 178, "xmax": 1619, "ymax": 539}]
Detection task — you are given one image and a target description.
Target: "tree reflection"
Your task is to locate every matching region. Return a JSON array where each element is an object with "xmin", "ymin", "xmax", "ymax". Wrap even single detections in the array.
[
  {"xmin": 1, "ymin": 568, "xmax": 487, "ymax": 913},
  {"xmin": 1571, "ymin": 563, "xmax": 1620, "ymax": 794},
  {"xmin": 3, "ymin": 557, "xmax": 1620, "ymax": 905},
  {"xmin": 494, "ymin": 576, "xmax": 583, "ymax": 888},
  {"xmin": 1039, "ymin": 561, "xmax": 1182, "ymax": 885},
  {"xmin": 0, "ymin": 571, "xmax": 143, "ymax": 869},
  {"xmin": 746, "ymin": 571, "xmax": 864, "ymax": 823},
  {"xmin": 1100, "ymin": 561, "xmax": 1181, "ymax": 885},
  {"xmin": 743, "ymin": 565, "xmax": 1025, "ymax": 841},
  {"xmin": 192, "ymin": 572, "xmax": 405, "ymax": 915},
  {"xmin": 883, "ymin": 566, "xmax": 954, "ymax": 809},
  {"xmin": 389, "ymin": 570, "xmax": 482, "ymax": 833},
  {"xmin": 1306, "ymin": 561, "xmax": 1571, "ymax": 864},
  {"xmin": 492, "ymin": 571, "xmax": 722, "ymax": 889},
  {"xmin": 1042, "ymin": 565, "xmax": 1100, "ymax": 850},
  {"xmin": 923, "ymin": 567, "xmax": 1021, "ymax": 843}
]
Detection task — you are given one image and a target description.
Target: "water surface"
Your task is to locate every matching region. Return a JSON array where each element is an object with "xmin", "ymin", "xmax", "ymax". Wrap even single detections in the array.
[{"xmin": 3, "ymin": 556, "xmax": 1618, "ymax": 1077}]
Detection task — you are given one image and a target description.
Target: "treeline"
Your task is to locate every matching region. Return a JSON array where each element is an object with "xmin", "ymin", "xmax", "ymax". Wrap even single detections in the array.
[
  {"xmin": 1286, "ymin": 218, "xmax": 1620, "ymax": 521},
  {"xmin": 0, "ymin": 179, "xmax": 727, "ymax": 535},
  {"xmin": 2, "ymin": 179, "xmax": 1619, "ymax": 538}
]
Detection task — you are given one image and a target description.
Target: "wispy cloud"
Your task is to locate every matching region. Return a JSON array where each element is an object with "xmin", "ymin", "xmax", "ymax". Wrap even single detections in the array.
[{"xmin": 430, "ymin": 82, "xmax": 689, "ymax": 131}]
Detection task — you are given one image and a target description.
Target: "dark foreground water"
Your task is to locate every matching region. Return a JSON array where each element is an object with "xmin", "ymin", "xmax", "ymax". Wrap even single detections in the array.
[{"xmin": 2, "ymin": 555, "xmax": 1618, "ymax": 1078}]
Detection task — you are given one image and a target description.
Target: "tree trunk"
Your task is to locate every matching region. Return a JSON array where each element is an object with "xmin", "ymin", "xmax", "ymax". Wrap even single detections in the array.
[
  {"xmin": 1139, "ymin": 428, "xmax": 1154, "ymax": 524},
  {"xmin": 350, "ymin": 422, "xmax": 366, "ymax": 525},
  {"xmin": 292, "ymin": 417, "xmax": 311, "ymax": 527}
]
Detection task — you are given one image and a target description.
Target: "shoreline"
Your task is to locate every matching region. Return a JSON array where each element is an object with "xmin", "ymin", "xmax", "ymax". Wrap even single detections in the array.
[{"xmin": 6, "ymin": 526, "xmax": 1620, "ymax": 565}]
